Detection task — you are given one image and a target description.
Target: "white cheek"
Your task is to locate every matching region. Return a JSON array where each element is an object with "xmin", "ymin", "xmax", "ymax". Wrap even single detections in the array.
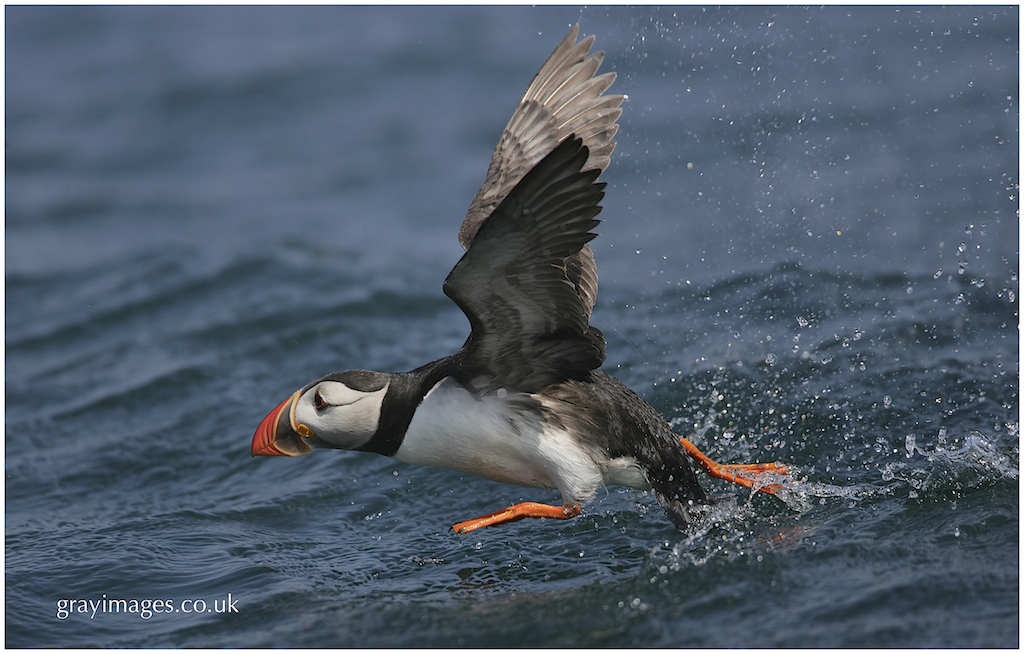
[{"xmin": 296, "ymin": 383, "xmax": 389, "ymax": 449}]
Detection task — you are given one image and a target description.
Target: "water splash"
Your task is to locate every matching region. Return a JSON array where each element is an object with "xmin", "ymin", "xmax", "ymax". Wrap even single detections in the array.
[
  {"xmin": 881, "ymin": 430, "xmax": 1018, "ymax": 495},
  {"xmin": 654, "ymin": 426, "xmax": 1018, "ymax": 573}
]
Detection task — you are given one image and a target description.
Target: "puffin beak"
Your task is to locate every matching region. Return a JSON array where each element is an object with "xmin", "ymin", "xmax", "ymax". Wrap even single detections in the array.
[{"xmin": 252, "ymin": 390, "xmax": 313, "ymax": 457}]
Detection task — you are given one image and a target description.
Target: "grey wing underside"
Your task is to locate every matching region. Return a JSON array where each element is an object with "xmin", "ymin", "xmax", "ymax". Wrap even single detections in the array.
[{"xmin": 458, "ymin": 25, "xmax": 623, "ymax": 319}]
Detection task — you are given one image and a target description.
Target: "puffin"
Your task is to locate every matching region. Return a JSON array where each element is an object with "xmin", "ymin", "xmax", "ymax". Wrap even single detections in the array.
[{"xmin": 253, "ymin": 26, "xmax": 787, "ymax": 534}]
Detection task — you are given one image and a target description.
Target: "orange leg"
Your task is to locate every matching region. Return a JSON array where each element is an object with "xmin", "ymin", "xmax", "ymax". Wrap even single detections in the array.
[
  {"xmin": 680, "ymin": 437, "xmax": 788, "ymax": 494},
  {"xmin": 452, "ymin": 502, "xmax": 582, "ymax": 534}
]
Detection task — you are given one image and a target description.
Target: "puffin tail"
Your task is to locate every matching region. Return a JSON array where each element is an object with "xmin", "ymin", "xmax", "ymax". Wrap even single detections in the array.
[{"xmin": 640, "ymin": 441, "xmax": 713, "ymax": 532}]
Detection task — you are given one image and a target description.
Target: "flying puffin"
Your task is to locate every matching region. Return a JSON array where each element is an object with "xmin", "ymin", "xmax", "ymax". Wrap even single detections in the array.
[{"xmin": 253, "ymin": 25, "xmax": 788, "ymax": 534}]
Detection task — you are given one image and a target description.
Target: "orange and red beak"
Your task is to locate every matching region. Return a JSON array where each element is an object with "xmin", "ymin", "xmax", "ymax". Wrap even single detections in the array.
[{"xmin": 252, "ymin": 390, "xmax": 313, "ymax": 457}]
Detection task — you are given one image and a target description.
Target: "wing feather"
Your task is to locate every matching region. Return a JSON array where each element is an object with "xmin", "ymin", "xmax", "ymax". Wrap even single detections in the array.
[
  {"xmin": 458, "ymin": 26, "xmax": 623, "ymax": 320},
  {"xmin": 444, "ymin": 137, "xmax": 606, "ymax": 392}
]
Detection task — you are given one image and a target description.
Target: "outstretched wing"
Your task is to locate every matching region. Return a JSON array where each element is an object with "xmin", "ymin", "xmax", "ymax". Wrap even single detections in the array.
[
  {"xmin": 444, "ymin": 137, "xmax": 606, "ymax": 393},
  {"xmin": 458, "ymin": 25, "xmax": 623, "ymax": 319}
]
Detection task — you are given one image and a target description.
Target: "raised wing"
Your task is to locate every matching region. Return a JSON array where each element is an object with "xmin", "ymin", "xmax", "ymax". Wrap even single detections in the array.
[
  {"xmin": 458, "ymin": 25, "xmax": 623, "ymax": 319},
  {"xmin": 444, "ymin": 137, "xmax": 607, "ymax": 393}
]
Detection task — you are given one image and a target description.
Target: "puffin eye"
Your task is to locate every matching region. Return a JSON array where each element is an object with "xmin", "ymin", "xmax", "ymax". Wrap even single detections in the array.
[{"xmin": 313, "ymin": 390, "xmax": 328, "ymax": 411}]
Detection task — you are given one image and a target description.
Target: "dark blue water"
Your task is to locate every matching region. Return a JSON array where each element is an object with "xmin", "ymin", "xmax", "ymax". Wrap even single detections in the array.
[{"xmin": 6, "ymin": 6, "xmax": 1018, "ymax": 647}]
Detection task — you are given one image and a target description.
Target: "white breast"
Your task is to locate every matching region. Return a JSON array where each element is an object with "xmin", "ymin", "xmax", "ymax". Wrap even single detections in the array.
[{"xmin": 393, "ymin": 378, "xmax": 647, "ymax": 503}]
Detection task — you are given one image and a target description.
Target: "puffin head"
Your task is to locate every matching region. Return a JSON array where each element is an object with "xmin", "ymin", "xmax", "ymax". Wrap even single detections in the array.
[{"xmin": 252, "ymin": 371, "xmax": 391, "ymax": 457}]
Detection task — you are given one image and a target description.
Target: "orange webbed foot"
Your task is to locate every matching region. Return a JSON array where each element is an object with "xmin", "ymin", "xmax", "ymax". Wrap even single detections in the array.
[
  {"xmin": 452, "ymin": 502, "xmax": 581, "ymax": 534},
  {"xmin": 680, "ymin": 437, "xmax": 789, "ymax": 494}
]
